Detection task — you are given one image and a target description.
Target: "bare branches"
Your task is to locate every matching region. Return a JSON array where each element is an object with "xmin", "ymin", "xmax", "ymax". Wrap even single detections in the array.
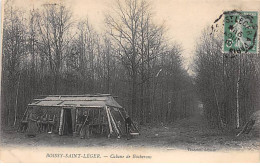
[
  {"xmin": 1, "ymin": 0, "xmax": 193, "ymax": 127},
  {"xmin": 194, "ymin": 28, "xmax": 260, "ymax": 129}
]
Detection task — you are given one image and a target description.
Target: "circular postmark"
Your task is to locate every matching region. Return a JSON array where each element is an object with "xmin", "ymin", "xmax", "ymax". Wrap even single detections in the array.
[{"xmin": 211, "ymin": 10, "xmax": 258, "ymax": 55}]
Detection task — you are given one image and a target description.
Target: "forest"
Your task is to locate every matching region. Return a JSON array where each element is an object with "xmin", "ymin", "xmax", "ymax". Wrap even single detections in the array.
[
  {"xmin": 1, "ymin": 0, "xmax": 195, "ymax": 128},
  {"xmin": 193, "ymin": 28, "xmax": 260, "ymax": 129},
  {"xmin": 1, "ymin": 0, "xmax": 260, "ymax": 132}
]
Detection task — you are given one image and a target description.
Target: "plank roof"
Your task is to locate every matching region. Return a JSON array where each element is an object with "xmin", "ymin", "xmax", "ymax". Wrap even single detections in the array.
[{"xmin": 28, "ymin": 94, "xmax": 122, "ymax": 108}]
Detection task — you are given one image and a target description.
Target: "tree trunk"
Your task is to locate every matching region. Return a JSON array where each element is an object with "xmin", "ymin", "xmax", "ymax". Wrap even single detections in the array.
[
  {"xmin": 13, "ymin": 72, "xmax": 22, "ymax": 126},
  {"xmin": 236, "ymin": 54, "xmax": 241, "ymax": 128},
  {"xmin": 132, "ymin": 70, "xmax": 137, "ymax": 120}
]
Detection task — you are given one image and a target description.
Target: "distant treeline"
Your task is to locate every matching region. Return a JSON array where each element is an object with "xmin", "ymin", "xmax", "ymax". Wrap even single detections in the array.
[
  {"xmin": 194, "ymin": 29, "xmax": 260, "ymax": 129},
  {"xmin": 1, "ymin": 0, "xmax": 196, "ymax": 127}
]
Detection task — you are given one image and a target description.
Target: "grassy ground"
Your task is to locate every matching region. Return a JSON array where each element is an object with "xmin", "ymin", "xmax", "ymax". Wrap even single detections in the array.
[{"xmin": 1, "ymin": 114, "xmax": 259, "ymax": 151}]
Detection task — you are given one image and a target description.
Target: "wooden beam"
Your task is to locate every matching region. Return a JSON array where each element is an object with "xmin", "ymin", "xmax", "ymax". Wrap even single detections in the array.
[{"xmin": 34, "ymin": 99, "xmax": 107, "ymax": 101}]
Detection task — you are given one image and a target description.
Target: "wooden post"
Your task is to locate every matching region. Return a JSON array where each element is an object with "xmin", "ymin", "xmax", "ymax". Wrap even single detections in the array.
[
  {"xmin": 98, "ymin": 108, "xmax": 101, "ymax": 133},
  {"xmin": 108, "ymin": 109, "xmax": 120, "ymax": 136},
  {"xmin": 59, "ymin": 108, "xmax": 64, "ymax": 135},
  {"xmin": 105, "ymin": 107, "xmax": 113, "ymax": 136}
]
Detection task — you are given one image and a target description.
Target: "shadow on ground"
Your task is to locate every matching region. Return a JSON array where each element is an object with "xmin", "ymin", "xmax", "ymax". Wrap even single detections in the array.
[{"xmin": 1, "ymin": 114, "xmax": 259, "ymax": 151}]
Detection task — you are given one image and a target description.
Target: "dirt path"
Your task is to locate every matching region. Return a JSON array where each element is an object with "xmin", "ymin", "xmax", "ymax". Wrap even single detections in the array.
[{"xmin": 1, "ymin": 114, "xmax": 259, "ymax": 151}]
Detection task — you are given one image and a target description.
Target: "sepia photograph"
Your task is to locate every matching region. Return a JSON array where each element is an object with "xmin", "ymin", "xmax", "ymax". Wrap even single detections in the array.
[{"xmin": 0, "ymin": 0, "xmax": 259, "ymax": 163}]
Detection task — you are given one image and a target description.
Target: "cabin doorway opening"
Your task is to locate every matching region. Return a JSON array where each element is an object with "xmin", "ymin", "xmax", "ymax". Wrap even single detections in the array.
[{"xmin": 62, "ymin": 108, "xmax": 73, "ymax": 135}]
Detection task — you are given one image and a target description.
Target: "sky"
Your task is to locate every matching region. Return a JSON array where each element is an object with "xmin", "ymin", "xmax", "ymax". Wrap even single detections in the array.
[{"xmin": 4, "ymin": 0, "xmax": 260, "ymax": 72}]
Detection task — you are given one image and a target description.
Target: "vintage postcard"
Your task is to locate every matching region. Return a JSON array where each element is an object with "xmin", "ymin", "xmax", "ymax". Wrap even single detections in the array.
[{"xmin": 0, "ymin": 0, "xmax": 260, "ymax": 163}]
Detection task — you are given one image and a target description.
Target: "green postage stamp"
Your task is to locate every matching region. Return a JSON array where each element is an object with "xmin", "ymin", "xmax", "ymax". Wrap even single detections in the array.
[{"xmin": 224, "ymin": 11, "xmax": 258, "ymax": 53}]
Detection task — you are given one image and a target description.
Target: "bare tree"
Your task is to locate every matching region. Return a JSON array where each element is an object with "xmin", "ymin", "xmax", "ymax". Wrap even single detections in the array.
[
  {"xmin": 194, "ymin": 28, "xmax": 260, "ymax": 129},
  {"xmin": 105, "ymin": 0, "xmax": 168, "ymax": 121},
  {"xmin": 2, "ymin": 2, "xmax": 27, "ymax": 126},
  {"xmin": 1, "ymin": 0, "xmax": 195, "ymax": 128},
  {"xmin": 37, "ymin": 3, "xmax": 73, "ymax": 93}
]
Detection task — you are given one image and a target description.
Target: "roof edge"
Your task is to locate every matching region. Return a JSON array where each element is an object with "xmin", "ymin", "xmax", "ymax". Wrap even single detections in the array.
[{"xmin": 38, "ymin": 94, "xmax": 112, "ymax": 98}]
